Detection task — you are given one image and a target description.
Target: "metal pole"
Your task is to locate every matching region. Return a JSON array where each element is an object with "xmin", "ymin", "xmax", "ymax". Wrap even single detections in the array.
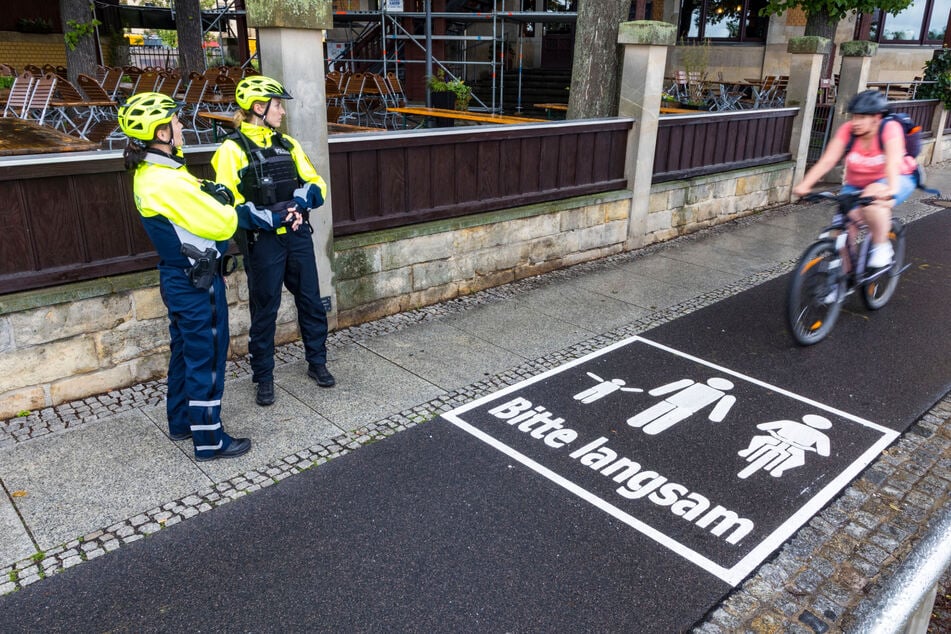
[
  {"xmin": 425, "ymin": 0, "xmax": 433, "ymax": 108},
  {"xmin": 847, "ymin": 505, "xmax": 951, "ymax": 633}
]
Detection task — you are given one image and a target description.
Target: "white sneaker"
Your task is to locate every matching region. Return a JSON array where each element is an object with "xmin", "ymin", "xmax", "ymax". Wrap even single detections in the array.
[{"xmin": 868, "ymin": 242, "xmax": 894, "ymax": 269}]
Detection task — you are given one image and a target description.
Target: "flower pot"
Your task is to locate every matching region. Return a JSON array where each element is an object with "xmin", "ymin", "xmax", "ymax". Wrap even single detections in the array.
[{"xmin": 430, "ymin": 91, "xmax": 456, "ymax": 126}]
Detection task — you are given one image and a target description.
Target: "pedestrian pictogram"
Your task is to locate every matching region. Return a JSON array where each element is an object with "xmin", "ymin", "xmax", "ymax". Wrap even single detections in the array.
[
  {"xmin": 572, "ymin": 372, "xmax": 642, "ymax": 404},
  {"xmin": 627, "ymin": 377, "xmax": 736, "ymax": 435}
]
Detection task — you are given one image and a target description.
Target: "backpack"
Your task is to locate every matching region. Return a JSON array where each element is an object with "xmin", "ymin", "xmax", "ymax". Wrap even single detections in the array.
[{"xmin": 844, "ymin": 111, "xmax": 921, "ymax": 158}]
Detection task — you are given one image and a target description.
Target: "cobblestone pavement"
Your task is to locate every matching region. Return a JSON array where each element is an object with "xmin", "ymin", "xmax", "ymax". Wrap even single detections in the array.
[{"xmin": 1, "ymin": 198, "xmax": 949, "ymax": 631}]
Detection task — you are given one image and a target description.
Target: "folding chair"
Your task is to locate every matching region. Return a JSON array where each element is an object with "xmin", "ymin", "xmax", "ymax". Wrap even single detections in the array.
[
  {"xmin": 179, "ymin": 76, "xmax": 213, "ymax": 143},
  {"xmin": 99, "ymin": 66, "xmax": 123, "ymax": 99},
  {"xmin": 75, "ymin": 74, "xmax": 120, "ymax": 142},
  {"xmin": 24, "ymin": 73, "xmax": 57, "ymax": 126},
  {"xmin": 132, "ymin": 71, "xmax": 162, "ymax": 94},
  {"xmin": 2, "ymin": 72, "xmax": 35, "ymax": 118},
  {"xmin": 385, "ymin": 72, "xmax": 407, "ymax": 108},
  {"xmin": 203, "ymin": 75, "xmax": 236, "ymax": 111}
]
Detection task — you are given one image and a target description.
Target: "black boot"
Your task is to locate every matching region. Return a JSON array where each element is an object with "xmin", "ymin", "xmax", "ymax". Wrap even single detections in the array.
[
  {"xmin": 307, "ymin": 363, "xmax": 336, "ymax": 387},
  {"xmin": 255, "ymin": 380, "xmax": 275, "ymax": 406}
]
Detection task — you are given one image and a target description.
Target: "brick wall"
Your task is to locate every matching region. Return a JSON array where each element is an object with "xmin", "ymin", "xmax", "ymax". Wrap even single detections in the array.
[{"xmin": 0, "ymin": 32, "xmax": 66, "ymax": 71}]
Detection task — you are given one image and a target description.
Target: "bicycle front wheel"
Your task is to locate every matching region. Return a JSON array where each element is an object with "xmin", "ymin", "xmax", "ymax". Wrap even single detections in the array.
[
  {"xmin": 786, "ymin": 240, "xmax": 844, "ymax": 346},
  {"xmin": 862, "ymin": 219, "xmax": 906, "ymax": 310}
]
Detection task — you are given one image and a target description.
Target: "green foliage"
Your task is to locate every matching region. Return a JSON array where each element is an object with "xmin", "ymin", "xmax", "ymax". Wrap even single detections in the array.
[
  {"xmin": 64, "ymin": 17, "xmax": 101, "ymax": 51},
  {"xmin": 16, "ymin": 17, "xmax": 54, "ymax": 34},
  {"xmin": 0, "ymin": 76, "xmax": 15, "ymax": 90},
  {"xmin": 918, "ymin": 49, "xmax": 951, "ymax": 109},
  {"xmin": 760, "ymin": 0, "xmax": 914, "ymax": 21},
  {"xmin": 427, "ymin": 70, "xmax": 472, "ymax": 111}
]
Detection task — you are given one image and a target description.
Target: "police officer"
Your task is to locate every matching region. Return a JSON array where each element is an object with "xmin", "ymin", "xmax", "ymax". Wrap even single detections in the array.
[
  {"xmin": 118, "ymin": 92, "xmax": 251, "ymax": 461},
  {"xmin": 211, "ymin": 75, "xmax": 335, "ymax": 407}
]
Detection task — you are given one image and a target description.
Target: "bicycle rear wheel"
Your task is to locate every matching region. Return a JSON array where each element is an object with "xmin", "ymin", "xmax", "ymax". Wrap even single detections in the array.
[
  {"xmin": 786, "ymin": 240, "xmax": 844, "ymax": 346},
  {"xmin": 862, "ymin": 219, "xmax": 906, "ymax": 310}
]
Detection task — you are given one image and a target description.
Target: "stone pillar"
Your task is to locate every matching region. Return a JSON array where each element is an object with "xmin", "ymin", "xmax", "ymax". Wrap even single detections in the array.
[
  {"xmin": 246, "ymin": 0, "xmax": 338, "ymax": 329},
  {"xmin": 617, "ymin": 20, "xmax": 676, "ymax": 250},
  {"xmin": 830, "ymin": 41, "xmax": 877, "ymax": 137},
  {"xmin": 929, "ymin": 107, "xmax": 948, "ymax": 164},
  {"xmin": 785, "ymin": 36, "xmax": 831, "ymax": 187}
]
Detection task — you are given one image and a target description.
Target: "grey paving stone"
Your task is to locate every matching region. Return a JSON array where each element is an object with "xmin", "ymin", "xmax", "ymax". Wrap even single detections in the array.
[{"xmin": 0, "ymin": 411, "xmax": 210, "ymax": 550}]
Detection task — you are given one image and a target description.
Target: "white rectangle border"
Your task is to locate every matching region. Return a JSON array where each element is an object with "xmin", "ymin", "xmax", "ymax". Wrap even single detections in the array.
[{"xmin": 441, "ymin": 335, "xmax": 900, "ymax": 586}]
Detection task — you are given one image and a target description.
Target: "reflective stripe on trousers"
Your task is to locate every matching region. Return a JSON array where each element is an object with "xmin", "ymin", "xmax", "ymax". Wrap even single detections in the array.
[{"xmin": 160, "ymin": 266, "xmax": 230, "ymax": 457}]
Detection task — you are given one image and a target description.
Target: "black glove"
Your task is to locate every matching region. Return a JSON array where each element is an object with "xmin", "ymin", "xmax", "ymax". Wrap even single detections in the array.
[{"xmin": 200, "ymin": 180, "xmax": 235, "ymax": 207}]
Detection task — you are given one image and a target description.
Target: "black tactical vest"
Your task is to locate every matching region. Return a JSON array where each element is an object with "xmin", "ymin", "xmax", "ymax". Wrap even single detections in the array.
[{"xmin": 231, "ymin": 130, "xmax": 301, "ymax": 208}]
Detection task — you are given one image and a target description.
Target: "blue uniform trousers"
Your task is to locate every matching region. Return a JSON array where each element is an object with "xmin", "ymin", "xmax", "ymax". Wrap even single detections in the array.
[
  {"xmin": 160, "ymin": 266, "xmax": 232, "ymax": 459},
  {"xmin": 244, "ymin": 225, "xmax": 328, "ymax": 383}
]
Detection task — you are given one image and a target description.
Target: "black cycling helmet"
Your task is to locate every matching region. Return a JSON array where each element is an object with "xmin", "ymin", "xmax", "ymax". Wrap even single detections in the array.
[{"xmin": 847, "ymin": 89, "xmax": 889, "ymax": 115}]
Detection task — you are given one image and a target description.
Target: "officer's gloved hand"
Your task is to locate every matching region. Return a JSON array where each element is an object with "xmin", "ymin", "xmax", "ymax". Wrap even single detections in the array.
[
  {"xmin": 201, "ymin": 180, "xmax": 235, "ymax": 207},
  {"xmin": 293, "ymin": 183, "xmax": 324, "ymax": 210}
]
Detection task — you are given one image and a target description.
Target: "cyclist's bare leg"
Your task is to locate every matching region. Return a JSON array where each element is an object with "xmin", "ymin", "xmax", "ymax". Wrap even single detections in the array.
[{"xmin": 861, "ymin": 181, "xmax": 895, "ymax": 245}]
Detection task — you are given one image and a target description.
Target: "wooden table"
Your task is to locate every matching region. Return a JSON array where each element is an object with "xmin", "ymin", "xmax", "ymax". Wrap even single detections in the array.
[
  {"xmin": 534, "ymin": 102, "xmax": 568, "ymax": 119},
  {"xmin": 0, "ymin": 118, "xmax": 99, "ymax": 156},
  {"xmin": 387, "ymin": 106, "xmax": 547, "ymax": 128},
  {"xmin": 660, "ymin": 106, "xmax": 703, "ymax": 115},
  {"xmin": 198, "ymin": 111, "xmax": 385, "ymax": 137},
  {"xmin": 197, "ymin": 110, "xmax": 242, "ymax": 141}
]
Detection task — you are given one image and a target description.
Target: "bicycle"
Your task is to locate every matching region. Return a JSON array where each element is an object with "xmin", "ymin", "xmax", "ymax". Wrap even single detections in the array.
[{"xmin": 785, "ymin": 191, "xmax": 908, "ymax": 346}]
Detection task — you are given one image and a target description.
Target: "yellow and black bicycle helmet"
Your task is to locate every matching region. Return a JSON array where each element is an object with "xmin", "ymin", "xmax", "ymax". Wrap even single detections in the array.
[
  {"xmin": 235, "ymin": 75, "xmax": 293, "ymax": 111},
  {"xmin": 118, "ymin": 92, "xmax": 183, "ymax": 141}
]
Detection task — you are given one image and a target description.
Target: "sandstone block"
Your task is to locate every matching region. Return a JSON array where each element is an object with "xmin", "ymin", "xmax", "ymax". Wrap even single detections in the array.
[
  {"xmin": 0, "ymin": 336, "xmax": 99, "ymax": 392},
  {"xmin": 335, "ymin": 246, "xmax": 382, "ymax": 280},
  {"xmin": 0, "ymin": 386, "xmax": 47, "ymax": 420},
  {"xmin": 132, "ymin": 351, "xmax": 170, "ymax": 384},
  {"xmin": 95, "ymin": 319, "xmax": 169, "ymax": 365},
  {"xmin": 10, "ymin": 295, "xmax": 133, "ymax": 346},
  {"xmin": 382, "ymin": 232, "xmax": 455, "ymax": 270},
  {"xmin": 412, "ymin": 260, "xmax": 455, "ymax": 291},
  {"xmin": 605, "ymin": 200, "xmax": 630, "ymax": 222},
  {"xmin": 50, "ymin": 365, "xmax": 134, "ymax": 405},
  {"xmin": 0, "ymin": 318, "xmax": 11, "ymax": 354},
  {"xmin": 131, "ymin": 287, "xmax": 167, "ymax": 321}
]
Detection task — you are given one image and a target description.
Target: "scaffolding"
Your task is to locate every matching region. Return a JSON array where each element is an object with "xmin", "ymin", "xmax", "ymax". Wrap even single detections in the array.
[{"xmin": 329, "ymin": 6, "xmax": 576, "ymax": 113}]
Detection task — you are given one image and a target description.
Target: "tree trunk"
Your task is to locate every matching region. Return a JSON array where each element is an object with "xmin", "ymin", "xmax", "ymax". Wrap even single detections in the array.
[
  {"xmin": 567, "ymin": 0, "xmax": 630, "ymax": 119},
  {"xmin": 174, "ymin": 0, "xmax": 206, "ymax": 78},
  {"xmin": 59, "ymin": 0, "xmax": 99, "ymax": 86},
  {"xmin": 804, "ymin": 10, "xmax": 837, "ymax": 78}
]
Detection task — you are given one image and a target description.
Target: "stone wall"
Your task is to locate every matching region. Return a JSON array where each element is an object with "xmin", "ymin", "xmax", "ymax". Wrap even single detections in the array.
[
  {"xmin": 646, "ymin": 163, "xmax": 795, "ymax": 243},
  {"xmin": 332, "ymin": 192, "xmax": 632, "ymax": 327},
  {"xmin": 0, "ymin": 160, "xmax": 801, "ymax": 420}
]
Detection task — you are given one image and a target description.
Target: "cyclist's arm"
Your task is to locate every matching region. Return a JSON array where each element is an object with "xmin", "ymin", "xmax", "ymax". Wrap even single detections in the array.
[{"xmin": 793, "ymin": 134, "xmax": 847, "ymax": 197}]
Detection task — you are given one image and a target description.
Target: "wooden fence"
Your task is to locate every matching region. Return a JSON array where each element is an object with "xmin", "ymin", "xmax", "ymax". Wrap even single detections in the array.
[
  {"xmin": 652, "ymin": 108, "xmax": 798, "ymax": 183},
  {"xmin": 0, "ymin": 119, "xmax": 631, "ymax": 295},
  {"xmin": 328, "ymin": 119, "xmax": 632, "ymax": 236}
]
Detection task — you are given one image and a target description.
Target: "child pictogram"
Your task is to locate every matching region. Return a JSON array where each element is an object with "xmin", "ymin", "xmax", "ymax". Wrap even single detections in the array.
[
  {"xmin": 573, "ymin": 372, "xmax": 643, "ymax": 404},
  {"xmin": 626, "ymin": 377, "xmax": 736, "ymax": 435}
]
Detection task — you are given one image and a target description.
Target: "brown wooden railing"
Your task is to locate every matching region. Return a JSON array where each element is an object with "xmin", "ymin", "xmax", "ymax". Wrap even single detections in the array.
[
  {"xmin": 888, "ymin": 99, "xmax": 940, "ymax": 138},
  {"xmin": 653, "ymin": 108, "xmax": 798, "ymax": 183},
  {"xmin": 0, "ymin": 119, "xmax": 631, "ymax": 295},
  {"xmin": 328, "ymin": 119, "xmax": 632, "ymax": 236}
]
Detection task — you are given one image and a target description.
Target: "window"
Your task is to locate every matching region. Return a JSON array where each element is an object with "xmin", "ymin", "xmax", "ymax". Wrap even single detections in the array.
[
  {"xmin": 865, "ymin": 0, "xmax": 949, "ymax": 44},
  {"xmin": 678, "ymin": 0, "xmax": 769, "ymax": 42}
]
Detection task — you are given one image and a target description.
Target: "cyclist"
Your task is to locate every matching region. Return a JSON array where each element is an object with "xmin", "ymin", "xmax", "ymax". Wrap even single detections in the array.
[
  {"xmin": 211, "ymin": 75, "xmax": 334, "ymax": 407},
  {"xmin": 118, "ymin": 92, "xmax": 251, "ymax": 461},
  {"xmin": 792, "ymin": 89, "xmax": 918, "ymax": 269}
]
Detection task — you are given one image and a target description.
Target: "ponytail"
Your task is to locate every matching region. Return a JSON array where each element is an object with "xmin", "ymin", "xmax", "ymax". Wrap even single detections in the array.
[{"xmin": 123, "ymin": 138, "xmax": 148, "ymax": 170}]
